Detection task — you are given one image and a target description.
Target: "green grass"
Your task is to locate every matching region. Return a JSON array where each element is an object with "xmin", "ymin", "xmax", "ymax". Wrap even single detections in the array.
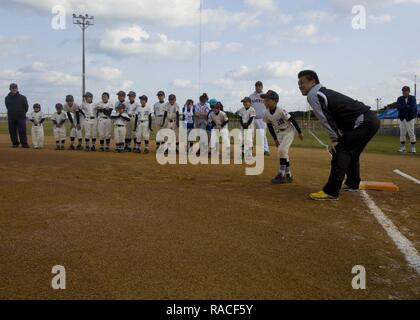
[{"xmin": 0, "ymin": 121, "xmax": 409, "ymax": 155}]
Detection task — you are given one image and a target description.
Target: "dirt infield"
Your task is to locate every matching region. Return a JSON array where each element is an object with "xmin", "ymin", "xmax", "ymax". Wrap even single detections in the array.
[{"xmin": 0, "ymin": 135, "xmax": 419, "ymax": 300}]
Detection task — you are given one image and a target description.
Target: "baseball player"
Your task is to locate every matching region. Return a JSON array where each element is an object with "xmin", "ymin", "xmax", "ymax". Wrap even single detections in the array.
[
  {"xmin": 81, "ymin": 92, "xmax": 98, "ymax": 152},
  {"xmin": 96, "ymin": 92, "xmax": 113, "ymax": 152},
  {"xmin": 237, "ymin": 97, "xmax": 256, "ymax": 160},
  {"xmin": 209, "ymin": 101, "xmax": 230, "ymax": 158},
  {"xmin": 250, "ymin": 81, "xmax": 270, "ymax": 156},
  {"xmin": 111, "ymin": 103, "xmax": 130, "ymax": 153},
  {"xmin": 154, "ymin": 91, "xmax": 166, "ymax": 151},
  {"xmin": 262, "ymin": 90, "xmax": 303, "ymax": 185},
  {"xmin": 51, "ymin": 103, "xmax": 67, "ymax": 150},
  {"xmin": 63, "ymin": 95, "xmax": 83, "ymax": 150},
  {"xmin": 396, "ymin": 86, "xmax": 417, "ymax": 154},
  {"xmin": 28, "ymin": 103, "xmax": 46, "ymax": 149},
  {"xmin": 298, "ymin": 70, "xmax": 380, "ymax": 200},
  {"xmin": 125, "ymin": 91, "xmax": 140, "ymax": 152},
  {"xmin": 162, "ymin": 94, "xmax": 180, "ymax": 153},
  {"xmin": 134, "ymin": 95, "xmax": 153, "ymax": 154},
  {"xmin": 182, "ymin": 99, "xmax": 195, "ymax": 152},
  {"xmin": 194, "ymin": 94, "xmax": 210, "ymax": 130}
]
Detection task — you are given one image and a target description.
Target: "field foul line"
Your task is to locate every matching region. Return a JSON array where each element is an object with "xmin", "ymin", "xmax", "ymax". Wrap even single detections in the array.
[
  {"xmin": 393, "ymin": 169, "xmax": 420, "ymax": 185},
  {"xmin": 360, "ymin": 191, "xmax": 420, "ymax": 276},
  {"xmin": 308, "ymin": 130, "xmax": 328, "ymax": 148}
]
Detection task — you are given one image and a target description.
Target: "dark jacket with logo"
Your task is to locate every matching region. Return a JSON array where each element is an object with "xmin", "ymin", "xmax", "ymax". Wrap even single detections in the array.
[
  {"xmin": 5, "ymin": 92, "xmax": 29, "ymax": 120},
  {"xmin": 396, "ymin": 95, "xmax": 417, "ymax": 121}
]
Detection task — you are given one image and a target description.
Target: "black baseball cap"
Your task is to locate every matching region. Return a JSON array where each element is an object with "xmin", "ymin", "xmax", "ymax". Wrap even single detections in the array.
[
  {"xmin": 33, "ymin": 103, "xmax": 41, "ymax": 109},
  {"xmin": 157, "ymin": 91, "xmax": 165, "ymax": 97},
  {"xmin": 128, "ymin": 91, "xmax": 136, "ymax": 97},
  {"xmin": 261, "ymin": 90, "xmax": 279, "ymax": 102},
  {"xmin": 139, "ymin": 95, "xmax": 148, "ymax": 101},
  {"xmin": 117, "ymin": 91, "xmax": 126, "ymax": 97},
  {"xmin": 168, "ymin": 94, "xmax": 176, "ymax": 100},
  {"xmin": 255, "ymin": 81, "xmax": 263, "ymax": 87},
  {"xmin": 402, "ymin": 86, "xmax": 410, "ymax": 92},
  {"xmin": 55, "ymin": 103, "xmax": 63, "ymax": 109},
  {"xmin": 84, "ymin": 92, "xmax": 93, "ymax": 98},
  {"xmin": 65, "ymin": 95, "xmax": 74, "ymax": 102},
  {"xmin": 241, "ymin": 97, "xmax": 252, "ymax": 103}
]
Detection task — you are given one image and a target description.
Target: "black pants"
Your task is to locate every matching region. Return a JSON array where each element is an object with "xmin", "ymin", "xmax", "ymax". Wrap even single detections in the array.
[
  {"xmin": 8, "ymin": 118, "xmax": 28, "ymax": 146},
  {"xmin": 323, "ymin": 111, "xmax": 380, "ymax": 197}
]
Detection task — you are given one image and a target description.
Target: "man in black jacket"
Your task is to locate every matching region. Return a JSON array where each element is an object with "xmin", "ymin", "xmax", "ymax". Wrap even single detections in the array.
[
  {"xmin": 298, "ymin": 70, "xmax": 380, "ymax": 201},
  {"xmin": 396, "ymin": 86, "xmax": 417, "ymax": 154},
  {"xmin": 5, "ymin": 83, "xmax": 29, "ymax": 148}
]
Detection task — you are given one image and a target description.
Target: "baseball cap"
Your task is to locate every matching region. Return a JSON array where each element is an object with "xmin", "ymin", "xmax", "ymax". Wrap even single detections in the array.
[
  {"xmin": 55, "ymin": 103, "xmax": 63, "ymax": 109},
  {"xmin": 255, "ymin": 81, "xmax": 263, "ymax": 87},
  {"xmin": 65, "ymin": 95, "xmax": 74, "ymax": 102},
  {"xmin": 9, "ymin": 83, "xmax": 18, "ymax": 89},
  {"xmin": 33, "ymin": 103, "xmax": 41, "ymax": 109},
  {"xmin": 117, "ymin": 91, "xmax": 126, "ymax": 97},
  {"xmin": 208, "ymin": 98, "xmax": 218, "ymax": 106},
  {"xmin": 261, "ymin": 90, "xmax": 279, "ymax": 102},
  {"xmin": 157, "ymin": 91, "xmax": 165, "ymax": 97},
  {"xmin": 168, "ymin": 94, "xmax": 176, "ymax": 100},
  {"xmin": 241, "ymin": 97, "xmax": 252, "ymax": 103},
  {"xmin": 84, "ymin": 92, "xmax": 93, "ymax": 98},
  {"xmin": 115, "ymin": 102, "xmax": 125, "ymax": 109},
  {"xmin": 402, "ymin": 86, "xmax": 410, "ymax": 92},
  {"xmin": 139, "ymin": 95, "xmax": 148, "ymax": 101},
  {"xmin": 128, "ymin": 91, "xmax": 136, "ymax": 97}
]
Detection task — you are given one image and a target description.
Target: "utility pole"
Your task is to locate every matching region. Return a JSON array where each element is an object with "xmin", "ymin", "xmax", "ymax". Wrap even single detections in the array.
[
  {"xmin": 73, "ymin": 14, "xmax": 94, "ymax": 100},
  {"xmin": 376, "ymin": 98, "xmax": 382, "ymax": 114},
  {"xmin": 415, "ymin": 75, "xmax": 417, "ymax": 101}
]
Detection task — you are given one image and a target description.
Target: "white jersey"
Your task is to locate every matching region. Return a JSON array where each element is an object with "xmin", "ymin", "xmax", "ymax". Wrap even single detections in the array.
[
  {"xmin": 126, "ymin": 101, "xmax": 140, "ymax": 116},
  {"xmin": 237, "ymin": 106, "xmax": 256, "ymax": 124},
  {"xmin": 51, "ymin": 112, "xmax": 67, "ymax": 125},
  {"xmin": 114, "ymin": 101, "xmax": 126, "ymax": 111},
  {"xmin": 81, "ymin": 102, "xmax": 97, "ymax": 119},
  {"xmin": 111, "ymin": 110, "xmax": 130, "ymax": 126},
  {"xmin": 164, "ymin": 102, "xmax": 179, "ymax": 121},
  {"xmin": 28, "ymin": 111, "xmax": 46, "ymax": 125},
  {"xmin": 96, "ymin": 102, "xmax": 114, "ymax": 117},
  {"xmin": 154, "ymin": 101, "xmax": 166, "ymax": 117},
  {"xmin": 209, "ymin": 111, "xmax": 229, "ymax": 129},
  {"xmin": 63, "ymin": 102, "xmax": 80, "ymax": 116},
  {"xmin": 263, "ymin": 106, "xmax": 293, "ymax": 133},
  {"xmin": 136, "ymin": 105, "xmax": 153, "ymax": 121},
  {"xmin": 182, "ymin": 106, "xmax": 195, "ymax": 128},
  {"xmin": 249, "ymin": 91, "xmax": 266, "ymax": 119}
]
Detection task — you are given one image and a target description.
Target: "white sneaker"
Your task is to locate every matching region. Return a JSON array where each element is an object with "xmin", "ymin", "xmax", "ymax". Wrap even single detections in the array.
[
  {"xmin": 411, "ymin": 146, "xmax": 417, "ymax": 154},
  {"xmin": 399, "ymin": 147, "xmax": 406, "ymax": 153}
]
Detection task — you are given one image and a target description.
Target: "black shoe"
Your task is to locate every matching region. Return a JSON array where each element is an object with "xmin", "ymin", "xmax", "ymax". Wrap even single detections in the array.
[
  {"xmin": 105, "ymin": 147, "xmax": 110, "ymax": 152},
  {"xmin": 144, "ymin": 148, "xmax": 150, "ymax": 154},
  {"xmin": 134, "ymin": 148, "xmax": 141, "ymax": 154},
  {"xmin": 91, "ymin": 146, "xmax": 96, "ymax": 152},
  {"xmin": 69, "ymin": 145, "xmax": 75, "ymax": 150},
  {"xmin": 286, "ymin": 175, "xmax": 294, "ymax": 183},
  {"xmin": 22, "ymin": 145, "xmax": 30, "ymax": 149},
  {"xmin": 76, "ymin": 145, "xmax": 83, "ymax": 151},
  {"xmin": 272, "ymin": 174, "xmax": 287, "ymax": 185},
  {"xmin": 85, "ymin": 146, "xmax": 90, "ymax": 152},
  {"xmin": 56, "ymin": 146, "xmax": 60, "ymax": 150},
  {"xmin": 100, "ymin": 147, "xmax": 105, "ymax": 152},
  {"xmin": 60, "ymin": 146, "xmax": 65, "ymax": 150},
  {"xmin": 12, "ymin": 144, "xmax": 19, "ymax": 148}
]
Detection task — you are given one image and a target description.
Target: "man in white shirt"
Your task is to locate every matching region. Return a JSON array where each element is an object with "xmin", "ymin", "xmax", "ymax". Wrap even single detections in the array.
[{"xmin": 250, "ymin": 81, "xmax": 270, "ymax": 156}]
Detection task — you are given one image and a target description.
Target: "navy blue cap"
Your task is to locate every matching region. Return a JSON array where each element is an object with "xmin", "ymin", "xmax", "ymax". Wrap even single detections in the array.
[
  {"xmin": 84, "ymin": 92, "xmax": 93, "ymax": 98},
  {"xmin": 117, "ymin": 91, "xmax": 126, "ymax": 97},
  {"xmin": 65, "ymin": 95, "xmax": 74, "ymax": 102},
  {"xmin": 33, "ymin": 103, "xmax": 41, "ymax": 109},
  {"xmin": 139, "ymin": 95, "xmax": 148, "ymax": 101},
  {"xmin": 157, "ymin": 91, "xmax": 165, "ymax": 97},
  {"xmin": 128, "ymin": 91, "xmax": 136, "ymax": 97},
  {"xmin": 55, "ymin": 103, "xmax": 63, "ymax": 109},
  {"xmin": 260, "ymin": 90, "xmax": 279, "ymax": 102}
]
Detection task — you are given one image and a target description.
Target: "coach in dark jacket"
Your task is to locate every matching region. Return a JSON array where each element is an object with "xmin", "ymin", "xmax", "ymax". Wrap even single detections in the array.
[
  {"xmin": 5, "ymin": 83, "xmax": 29, "ymax": 147},
  {"xmin": 396, "ymin": 86, "xmax": 417, "ymax": 153}
]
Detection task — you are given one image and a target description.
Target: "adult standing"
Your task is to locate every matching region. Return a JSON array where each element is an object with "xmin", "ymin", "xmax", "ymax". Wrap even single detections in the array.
[
  {"xmin": 5, "ymin": 83, "xmax": 29, "ymax": 148},
  {"xmin": 396, "ymin": 86, "xmax": 417, "ymax": 154},
  {"xmin": 250, "ymin": 81, "xmax": 270, "ymax": 156},
  {"xmin": 298, "ymin": 70, "xmax": 380, "ymax": 201}
]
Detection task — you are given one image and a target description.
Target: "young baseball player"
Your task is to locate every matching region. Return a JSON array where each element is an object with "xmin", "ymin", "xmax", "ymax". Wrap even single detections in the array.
[
  {"xmin": 262, "ymin": 90, "xmax": 303, "ymax": 184},
  {"xmin": 162, "ymin": 94, "xmax": 180, "ymax": 153},
  {"xmin": 134, "ymin": 95, "xmax": 153, "ymax": 154},
  {"xmin": 81, "ymin": 92, "xmax": 98, "ymax": 152},
  {"xmin": 63, "ymin": 95, "xmax": 83, "ymax": 150},
  {"xmin": 154, "ymin": 91, "xmax": 166, "ymax": 151},
  {"xmin": 182, "ymin": 99, "xmax": 195, "ymax": 151},
  {"xmin": 96, "ymin": 92, "xmax": 113, "ymax": 152},
  {"xmin": 28, "ymin": 103, "xmax": 46, "ymax": 149},
  {"xmin": 125, "ymin": 91, "xmax": 140, "ymax": 152},
  {"xmin": 111, "ymin": 103, "xmax": 130, "ymax": 153},
  {"xmin": 209, "ymin": 101, "xmax": 230, "ymax": 158},
  {"xmin": 51, "ymin": 103, "xmax": 67, "ymax": 150},
  {"xmin": 237, "ymin": 97, "xmax": 256, "ymax": 160}
]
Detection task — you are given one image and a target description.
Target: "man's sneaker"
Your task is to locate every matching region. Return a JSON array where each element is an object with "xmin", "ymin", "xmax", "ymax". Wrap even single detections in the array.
[
  {"xmin": 100, "ymin": 147, "xmax": 105, "ymax": 152},
  {"xmin": 22, "ymin": 145, "xmax": 30, "ymax": 149},
  {"xmin": 125, "ymin": 147, "xmax": 132, "ymax": 152},
  {"xmin": 76, "ymin": 145, "xmax": 83, "ymax": 151},
  {"xmin": 85, "ymin": 146, "xmax": 90, "ymax": 152},
  {"xmin": 342, "ymin": 185, "xmax": 359, "ymax": 192},
  {"xmin": 56, "ymin": 146, "xmax": 60, "ymax": 150},
  {"xmin": 69, "ymin": 145, "xmax": 75, "ymax": 150},
  {"xmin": 399, "ymin": 146, "xmax": 406, "ymax": 153},
  {"xmin": 60, "ymin": 146, "xmax": 65, "ymax": 150},
  {"xmin": 309, "ymin": 191, "xmax": 339, "ymax": 201},
  {"xmin": 272, "ymin": 174, "xmax": 287, "ymax": 185},
  {"xmin": 12, "ymin": 144, "xmax": 19, "ymax": 148},
  {"xmin": 134, "ymin": 148, "xmax": 141, "ymax": 154},
  {"xmin": 144, "ymin": 148, "xmax": 150, "ymax": 154},
  {"xmin": 264, "ymin": 151, "xmax": 271, "ymax": 157},
  {"xmin": 286, "ymin": 175, "xmax": 294, "ymax": 183},
  {"xmin": 91, "ymin": 145, "xmax": 96, "ymax": 152},
  {"xmin": 411, "ymin": 146, "xmax": 417, "ymax": 154},
  {"xmin": 105, "ymin": 147, "xmax": 110, "ymax": 152}
]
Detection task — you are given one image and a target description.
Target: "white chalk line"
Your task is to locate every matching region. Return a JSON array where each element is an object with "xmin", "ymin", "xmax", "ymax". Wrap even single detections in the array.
[
  {"xmin": 393, "ymin": 169, "xmax": 420, "ymax": 185},
  {"xmin": 308, "ymin": 130, "xmax": 328, "ymax": 148},
  {"xmin": 361, "ymin": 191, "xmax": 420, "ymax": 276}
]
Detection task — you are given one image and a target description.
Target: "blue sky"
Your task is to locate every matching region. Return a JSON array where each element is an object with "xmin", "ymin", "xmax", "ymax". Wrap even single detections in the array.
[{"xmin": 0, "ymin": 0, "xmax": 419, "ymax": 114}]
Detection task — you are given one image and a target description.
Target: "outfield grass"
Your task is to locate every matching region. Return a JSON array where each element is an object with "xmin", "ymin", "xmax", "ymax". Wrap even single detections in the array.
[{"xmin": 0, "ymin": 121, "xmax": 410, "ymax": 155}]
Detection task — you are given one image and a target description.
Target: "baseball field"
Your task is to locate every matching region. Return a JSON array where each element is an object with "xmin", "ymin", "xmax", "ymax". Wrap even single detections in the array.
[{"xmin": 0, "ymin": 128, "xmax": 419, "ymax": 300}]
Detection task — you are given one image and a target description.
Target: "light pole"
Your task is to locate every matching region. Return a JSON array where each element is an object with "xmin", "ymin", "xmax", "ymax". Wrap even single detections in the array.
[
  {"xmin": 415, "ymin": 75, "xmax": 417, "ymax": 101},
  {"xmin": 376, "ymin": 98, "xmax": 382, "ymax": 114},
  {"xmin": 73, "ymin": 14, "xmax": 94, "ymax": 100}
]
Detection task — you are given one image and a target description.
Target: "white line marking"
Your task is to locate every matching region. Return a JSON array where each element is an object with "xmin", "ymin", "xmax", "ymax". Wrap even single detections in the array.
[
  {"xmin": 393, "ymin": 169, "xmax": 420, "ymax": 185},
  {"xmin": 361, "ymin": 191, "xmax": 420, "ymax": 275},
  {"xmin": 308, "ymin": 130, "xmax": 328, "ymax": 148}
]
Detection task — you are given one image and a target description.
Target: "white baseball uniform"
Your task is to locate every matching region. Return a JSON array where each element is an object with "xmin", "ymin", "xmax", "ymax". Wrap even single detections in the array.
[
  {"xmin": 250, "ymin": 91, "xmax": 269, "ymax": 152},
  {"xmin": 63, "ymin": 102, "xmax": 83, "ymax": 140},
  {"xmin": 96, "ymin": 102, "xmax": 113, "ymax": 140},
  {"xmin": 237, "ymin": 106, "xmax": 256, "ymax": 153},
  {"xmin": 28, "ymin": 111, "xmax": 46, "ymax": 148},
  {"xmin": 126, "ymin": 101, "xmax": 140, "ymax": 139},
  {"xmin": 135, "ymin": 104, "xmax": 154, "ymax": 142},
  {"xmin": 111, "ymin": 110, "xmax": 130, "ymax": 144},
  {"xmin": 81, "ymin": 102, "xmax": 98, "ymax": 140},
  {"xmin": 51, "ymin": 111, "xmax": 67, "ymax": 142},
  {"xmin": 209, "ymin": 111, "xmax": 230, "ymax": 152},
  {"xmin": 263, "ymin": 107, "xmax": 295, "ymax": 159},
  {"xmin": 154, "ymin": 101, "xmax": 166, "ymax": 128},
  {"xmin": 164, "ymin": 102, "xmax": 179, "ymax": 131}
]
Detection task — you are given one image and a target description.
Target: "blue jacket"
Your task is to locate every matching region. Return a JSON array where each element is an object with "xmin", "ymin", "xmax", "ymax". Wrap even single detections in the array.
[
  {"xmin": 396, "ymin": 95, "xmax": 417, "ymax": 121},
  {"xmin": 5, "ymin": 92, "xmax": 29, "ymax": 120}
]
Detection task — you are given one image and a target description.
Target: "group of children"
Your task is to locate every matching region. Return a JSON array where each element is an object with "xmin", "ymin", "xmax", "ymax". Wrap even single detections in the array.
[{"xmin": 27, "ymin": 89, "xmax": 303, "ymax": 184}]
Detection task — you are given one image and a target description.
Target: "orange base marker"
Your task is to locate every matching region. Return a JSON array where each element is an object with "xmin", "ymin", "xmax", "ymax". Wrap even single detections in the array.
[{"xmin": 360, "ymin": 181, "xmax": 400, "ymax": 192}]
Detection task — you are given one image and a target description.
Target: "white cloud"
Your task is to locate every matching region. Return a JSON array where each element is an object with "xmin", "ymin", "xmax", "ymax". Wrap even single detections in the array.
[
  {"xmin": 244, "ymin": 0, "xmax": 293, "ymax": 24},
  {"xmin": 172, "ymin": 79, "xmax": 197, "ymax": 90},
  {"xmin": 226, "ymin": 60, "xmax": 307, "ymax": 80}
]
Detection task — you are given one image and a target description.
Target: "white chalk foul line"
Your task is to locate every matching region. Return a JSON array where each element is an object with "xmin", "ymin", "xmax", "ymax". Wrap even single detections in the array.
[
  {"xmin": 361, "ymin": 191, "xmax": 420, "ymax": 276},
  {"xmin": 308, "ymin": 130, "xmax": 328, "ymax": 148},
  {"xmin": 393, "ymin": 169, "xmax": 420, "ymax": 185}
]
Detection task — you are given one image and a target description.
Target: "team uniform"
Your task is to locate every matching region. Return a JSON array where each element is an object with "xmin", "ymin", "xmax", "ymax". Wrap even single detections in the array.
[
  {"xmin": 250, "ymin": 91, "xmax": 270, "ymax": 153},
  {"xmin": 396, "ymin": 94, "xmax": 417, "ymax": 153},
  {"xmin": 28, "ymin": 110, "xmax": 46, "ymax": 149},
  {"xmin": 237, "ymin": 106, "xmax": 256, "ymax": 158},
  {"xmin": 154, "ymin": 101, "xmax": 166, "ymax": 128},
  {"xmin": 96, "ymin": 101, "xmax": 114, "ymax": 151},
  {"xmin": 194, "ymin": 102, "xmax": 210, "ymax": 130},
  {"xmin": 182, "ymin": 105, "xmax": 195, "ymax": 134},
  {"xmin": 135, "ymin": 104, "xmax": 154, "ymax": 153},
  {"xmin": 51, "ymin": 111, "xmax": 67, "ymax": 149},
  {"xmin": 126, "ymin": 101, "xmax": 140, "ymax": 150},
  {"xmin": 81, "ymin": 102, "xmax": 98, "ymax": 150},
  {"xmin": 209, "ymin": 110, "xmax": 230, "ymax": 157},
  {"xmin": 162, "ymin": 102, "xmax": 179, "ymax": 152},
  {"xmin": 64, "ymin": 102, "xmax": 83, "ymax": 149},
  {"xmin": 111, "ymin": 109, "xmax": 131, "ymax": 152}
]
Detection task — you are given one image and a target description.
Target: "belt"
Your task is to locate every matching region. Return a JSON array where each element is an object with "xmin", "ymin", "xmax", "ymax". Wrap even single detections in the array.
[
  {"xmin": 89, "ymin": 117, "xmax": 96, "ymax": 120},
  {"xmin": 169, "ymin": 120, "xmax": 175, "ymax": 123},
  {"xmin": 139, "ymin": 120, "xmax": 149, "ymax": 123},
  {"xmin": 156, "ymin": 115, "xmax": 163, "ymax": 117},
  {"xmin": 116, "ymin": 124, "xmax": 125, "ymax": 127},
  {"xmin": 129, "ymin": 114, "xmax": 135, "ymax": 118},
  {"xmin": 101, "ymin": 116, "xmax": 109, "ymax": 119}
]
